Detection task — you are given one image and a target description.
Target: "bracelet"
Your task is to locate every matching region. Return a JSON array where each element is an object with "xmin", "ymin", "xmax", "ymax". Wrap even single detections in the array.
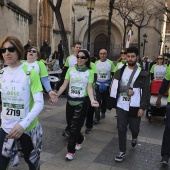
[{"xmin": 48, "ymin": 90, "xmax": 52, "ymax": 93}]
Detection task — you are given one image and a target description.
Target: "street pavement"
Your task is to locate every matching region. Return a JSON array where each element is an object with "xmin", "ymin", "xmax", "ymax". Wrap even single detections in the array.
[{"xmin": 9, "ymin": 94, "xmax": 169, "ymax": 170}]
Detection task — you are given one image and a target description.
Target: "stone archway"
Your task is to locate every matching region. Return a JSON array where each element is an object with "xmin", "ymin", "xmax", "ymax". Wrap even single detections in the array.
[
  {"xmin": 39, "ymin": 0, "xmax": 52, "ymax": 46},
  {"xmin": 94, "ymin": 34, "xmax": 108, "ymax": 56}
]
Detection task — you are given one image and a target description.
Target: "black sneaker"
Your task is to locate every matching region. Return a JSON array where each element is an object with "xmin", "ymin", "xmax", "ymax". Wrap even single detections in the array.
[
  {"xmin": 93, "ymin": 118, "xmax": 99, "ymax": 125},
  {"xmin": 131, "ymin": 138, "xmax": 137, "ymax": 147},
  {"xmin": 115, "ymin": 152, "xmax": 126, "ymax": 162},
  {"xmin": 101, "ymin": 113, "xmax": 105, "ymax": 118},
  {"xmin": 85, "ymin": 128, "xmax": 92, "ymax": 134},
  {"xmin": 62, "ymin": 130, "xmax": 70, "ymax": 137},
  {"xmin": 160, "ymin": 155, "xmax": 169, "ymax": 165}
]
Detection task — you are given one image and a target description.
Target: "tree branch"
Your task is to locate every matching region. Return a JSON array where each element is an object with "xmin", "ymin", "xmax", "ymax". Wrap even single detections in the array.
[{"xmin": 47, "ymin": 0, "xmax": 56, "ymax": 11}]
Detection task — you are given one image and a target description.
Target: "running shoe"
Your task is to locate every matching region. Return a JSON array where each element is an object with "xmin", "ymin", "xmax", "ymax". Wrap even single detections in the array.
[
  {"xmin": 75, "ymin": 137, "xmax": 85, "ymax": 151},
  {"xmin": 65, "ymin": 152, "xmax": 75, "ymax": 160},
  {"xmin": 131, "ymin": 138, "xmax": 137, "ymax": 147},
  {"xmin": 93, "ymin": 118, "xmax": 99, "ymax": 125},
  {"xmin": 160, "ymin": 155, "xmax": 169, "ymax": 165},
  {"xmin": 85, "ymin": 128, "xmax": 92, "ymax": 134},
  {"xmin": 101, "ymin": 113, "xmax": 105, "ymax": 118},
  {"xmin": 62, "ymin": 129, "xmax": 70, "ymax": 137},
  {"xmin": 115, "ymin": 152, "xmax": 126, "ymax": 162}
]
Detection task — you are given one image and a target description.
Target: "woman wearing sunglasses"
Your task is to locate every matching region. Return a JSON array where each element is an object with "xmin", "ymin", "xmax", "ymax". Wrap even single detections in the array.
[
  {"xmin": 0, "ymin": 36, "xmax": 44, "ymax": 170},
  {"xmin": 23, "ymin": 46, "xmax": 57, "ymax": 105},
  {"xmin": 114, "ymin": 49, "xmax": 127, "ymax": 73},
  {"xmin": 56, "ymin": 49, "xmax": 99, "ymax": 160},
  {"xmin": 150, "ymin": 55, "xmax": 167, "ymax": 81}
]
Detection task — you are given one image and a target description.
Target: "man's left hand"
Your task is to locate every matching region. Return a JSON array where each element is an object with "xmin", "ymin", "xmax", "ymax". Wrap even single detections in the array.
[{"xmin": 137, "ymin": 109, "xmax": 144, "ymax": 117}]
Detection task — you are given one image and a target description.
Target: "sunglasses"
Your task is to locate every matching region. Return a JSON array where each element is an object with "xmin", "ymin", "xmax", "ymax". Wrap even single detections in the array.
[
  {"xmin": 28, "ymin": 49, "xmax": 37, "ymax": 53},
  {"xmin": 77, "ymin": 56, "xmax": 87, "ymax": 59},
  {"xmin": 0, "ymin": 47, "xmax": 15, "ymax": 53},
  {"xmin": 158, "ymin": 58, "xmax": 163, "ymax": 60},
  {"xmin": 120, "ymin": 52, "xmax": 127, "ymax": 55}
]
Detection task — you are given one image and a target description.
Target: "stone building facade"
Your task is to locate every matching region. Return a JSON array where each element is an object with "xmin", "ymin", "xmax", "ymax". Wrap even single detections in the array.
[{"xmin": 0, "ymin": 0, "xmax": 166, "ymax": 60}]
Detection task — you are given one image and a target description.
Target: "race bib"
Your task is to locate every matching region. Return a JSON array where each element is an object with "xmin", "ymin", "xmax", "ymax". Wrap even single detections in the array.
[
  {"xmin": 70, "ymin": 86, "xmax": 83, "ymax": 97},
  {"xmin": 120, "ymin": 93, "xmax": 130, "ymax": 104},
  {"xmin": 2, "ymin": 103, "xmax": 25, "ymax": 121},
  {"xmin": 99, "ymin": 73, "xmax": 109, "ymax": 80}
]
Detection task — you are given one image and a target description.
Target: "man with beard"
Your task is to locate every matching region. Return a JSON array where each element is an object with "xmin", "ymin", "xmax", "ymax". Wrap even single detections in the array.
[{"xmin": 108, "ymin": 46, "xmax": 150, "ymax": 162}]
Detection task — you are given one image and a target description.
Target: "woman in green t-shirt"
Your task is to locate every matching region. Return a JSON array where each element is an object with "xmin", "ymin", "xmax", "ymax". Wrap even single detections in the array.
[
  {"xmin": 56, "ymin": 49, "xmax": 99, "ymax": 161},
  {"xmin": 150, "ymin": 55, "xmax": 167, "ymax": 81}
]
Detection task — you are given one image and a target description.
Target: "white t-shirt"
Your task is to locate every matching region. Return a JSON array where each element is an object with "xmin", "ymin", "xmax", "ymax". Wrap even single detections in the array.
[
  {"xmin": 0, "ymin": 64, "xmax": 43, "ymax": 133},
  {"xmin": 117, "ymin": 67, "xmax": 140, "ymax": 111},
  {"xmin": 95, "ymin": 59, "xmax": 114, "ymax": 82},
  {"xmin": 153, "ymin": 65, "xmax": 166, "ymax": 79}
]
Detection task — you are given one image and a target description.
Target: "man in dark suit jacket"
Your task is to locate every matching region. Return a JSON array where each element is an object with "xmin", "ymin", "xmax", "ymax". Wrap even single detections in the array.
[
  {"xmin": 40, "ymin": 40, "xmax": 51, "ymax": 58},
  {"xmin": 140, "ymin": 56, "xmax": 150, "ymax": 71},
  {"xmin": 149, "ymin": 56, "xmax": 156, "ymax": 71},
  {"xmin": 58, "ymin": 40, "xmax": 64, "ymax": 67}
]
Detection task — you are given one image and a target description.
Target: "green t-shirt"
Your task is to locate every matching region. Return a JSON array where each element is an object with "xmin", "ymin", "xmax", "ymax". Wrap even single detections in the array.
[
  {"xmin": 64, "ymin": 55, "xmax": 77, "ymax": 68},
  {"xmin": 90, "ymin": 62, "xmax": 98, "ymax": 74},
  {"xmin": 22, "ymin": 60, "xmax": 48, "ymax": 78},
  {"xmin": 65, "ymin": 67, "xmax": 94, "ymax": 98}
]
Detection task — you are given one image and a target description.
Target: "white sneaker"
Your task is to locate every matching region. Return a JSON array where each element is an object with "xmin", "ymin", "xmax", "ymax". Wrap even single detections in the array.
[
  {"xmin": 75, "ymin": 137, "xmax": 85, "ymax": 151},
  {"xmin": 65, "ymin": 152, "xmax": 75, "ymax": 160}
]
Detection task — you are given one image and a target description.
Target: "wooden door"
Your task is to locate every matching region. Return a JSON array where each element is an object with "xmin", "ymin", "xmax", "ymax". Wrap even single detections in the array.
[{"xmin": 94, "ymin": 34, "xmax": 108, "ymax": 57}]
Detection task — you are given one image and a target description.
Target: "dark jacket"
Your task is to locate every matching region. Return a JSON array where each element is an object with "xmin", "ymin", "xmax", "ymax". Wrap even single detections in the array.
[
  {"xmin": 108, "ymin": 64, "xmax": 150, "ymax": 111},
  {"xmin": 140, "ymin": 61, "xmax": 150, "ymax": 71}
]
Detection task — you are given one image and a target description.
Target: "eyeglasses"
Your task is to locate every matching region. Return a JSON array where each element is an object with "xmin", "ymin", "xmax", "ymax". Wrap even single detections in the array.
[
  {"xmin": 99, "ymin": 53, "xmax": 106, "ymax": 55},
  {"xmin": 158, "ymin": 58, "xmax": 163, "ymax": 60},
  {"xmin": 0, "ymin": 47, "xmax": 15, "ymax": 53},
  {"xmin": 28, "ymin": 49, "xmax": 37, "ymax": 53},
  {"xmin": 77, "ymin": 56, "xmax": 87, "ymax": 59},
  {"xmin": 120, "ymin": 52, "xmax": 127, "ymax": 55}
]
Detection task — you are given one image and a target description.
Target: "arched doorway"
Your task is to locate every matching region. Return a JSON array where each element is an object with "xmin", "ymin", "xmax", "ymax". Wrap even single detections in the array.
[{"xmin": 94, "ymin": 34, "xmax": 108, "ymax": 56}]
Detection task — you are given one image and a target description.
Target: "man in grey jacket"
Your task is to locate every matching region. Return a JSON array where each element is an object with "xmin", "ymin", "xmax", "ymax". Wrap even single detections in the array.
[{"xmin": 108, "ymin": 46, "xmax": 150, "ymax": 162}]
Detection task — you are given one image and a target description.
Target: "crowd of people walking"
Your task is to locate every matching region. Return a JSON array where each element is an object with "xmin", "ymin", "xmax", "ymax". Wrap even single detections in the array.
[{"xmin": 0, "ymin": 35, "xmax": 170, "ymax": 170}]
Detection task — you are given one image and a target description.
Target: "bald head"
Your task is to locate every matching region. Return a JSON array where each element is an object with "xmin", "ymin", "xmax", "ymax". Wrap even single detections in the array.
[{"xmin": 99, "ymin": 49, "xmax": 107, "ymax": 62}]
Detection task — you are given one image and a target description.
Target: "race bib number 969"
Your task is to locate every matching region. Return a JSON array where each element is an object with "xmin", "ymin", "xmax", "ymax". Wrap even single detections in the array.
[{"xmin": 70, "ymin": 86, "xmax": 83, "ymax": 97}]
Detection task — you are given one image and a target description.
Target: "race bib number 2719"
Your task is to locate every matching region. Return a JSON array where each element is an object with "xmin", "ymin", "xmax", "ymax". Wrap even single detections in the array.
[{"xmin": 2, "ymin": 103, "xmax": 25, "ymax": 120}]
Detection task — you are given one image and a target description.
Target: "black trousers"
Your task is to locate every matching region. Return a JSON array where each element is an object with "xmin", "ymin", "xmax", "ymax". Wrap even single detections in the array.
[
  {"xmin": 59, "ymin": 53, "xmax": 64, "ymax": 67},
  {"xmin": 0, "ymin": 128, "xmax": 38, "ymax": 170},
  {"xmin": 161, "ymin": 103, "xmax": 170, "ymax": 157},
  {"xmin": 116, "ymin": 107, "xmax": 141, "ymax": 152},
  {"xmin": 85, "ymin": 104, "xmax": 94, "ymax": 129},
  {"xmin": 66, "ymin": 100, "xmax": 89, "ymax": 153},
  {"xmin": 94, "ymin": 85, "xmax": 109, "ymax": 120}
]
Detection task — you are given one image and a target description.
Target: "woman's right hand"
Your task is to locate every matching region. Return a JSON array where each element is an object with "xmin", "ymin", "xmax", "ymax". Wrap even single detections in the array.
[{"xmin": 91, "ymin": 100, "xmax": 99, "ymax": 107}]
